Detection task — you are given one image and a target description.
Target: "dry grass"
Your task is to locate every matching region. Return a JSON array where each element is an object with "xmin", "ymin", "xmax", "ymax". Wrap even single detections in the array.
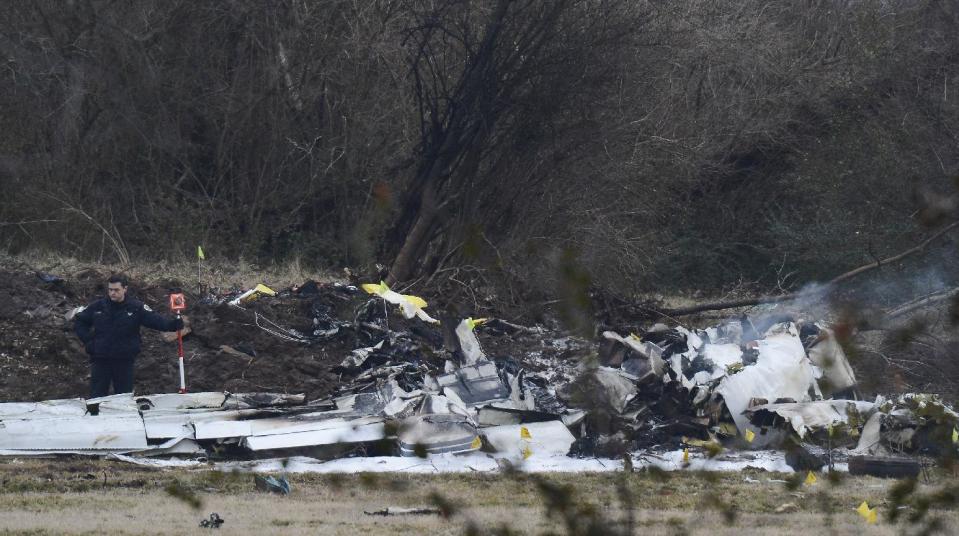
[
  {"xmin": 1, "ymin": 251, "xmax": 345, "ymax": 293},
  {"xmin": 0, "ymin": 459, "xmax": 956, "ymax": 535}
]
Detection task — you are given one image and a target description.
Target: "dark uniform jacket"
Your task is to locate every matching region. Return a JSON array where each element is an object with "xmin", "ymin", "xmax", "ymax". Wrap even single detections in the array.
[{"xmin": 74, "ymin": 298, "xmax": 182, "ymax": 360}]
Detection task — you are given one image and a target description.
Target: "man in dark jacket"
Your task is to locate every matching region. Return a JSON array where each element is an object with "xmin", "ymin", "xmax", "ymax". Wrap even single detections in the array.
[{"xmin": 74, "ymin": 274, "xmax": 183, "ymax": 398}]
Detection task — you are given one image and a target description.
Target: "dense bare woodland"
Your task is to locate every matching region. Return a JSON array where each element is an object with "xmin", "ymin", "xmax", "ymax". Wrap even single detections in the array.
[{"xmin": 1, "ymin": 0, "xmax": 955, "ymax": 290}]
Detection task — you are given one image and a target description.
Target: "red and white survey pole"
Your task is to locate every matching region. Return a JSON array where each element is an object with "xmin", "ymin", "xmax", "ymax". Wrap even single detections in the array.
[{"xmin": 169, "ymin": 292, "xmax": 187, "ymax": 394}]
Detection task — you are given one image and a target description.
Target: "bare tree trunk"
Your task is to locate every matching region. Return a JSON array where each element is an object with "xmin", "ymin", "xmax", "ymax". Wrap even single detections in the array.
[
  {"xmin": 386, "ymin": 184, "xmax": 438, "ymax": 285},
  {"xmin": 383, "ymin": 0, "xmax": 513, "ymax": 284}
]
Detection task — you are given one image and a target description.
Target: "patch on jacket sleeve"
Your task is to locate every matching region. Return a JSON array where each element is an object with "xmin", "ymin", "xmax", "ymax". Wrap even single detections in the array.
[{"xmin": 143, "ymin": 304, "xmax": 152, "ymax": 312}]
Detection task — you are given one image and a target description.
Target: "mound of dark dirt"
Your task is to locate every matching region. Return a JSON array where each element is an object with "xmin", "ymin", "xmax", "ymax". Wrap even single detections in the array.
[
  {"xmin": 0, "ymin": 261, "xmax": 557, "ymax": 402},
  {"xmin": 0, "ymin": 266, "xmax": 93, "ymax": 400},
  {"xmin": 0, "ymin": 266, "xmax": 373, "ymax": 400},
  {"xmin": 4, "ymin": 257, "xmax": 953, "ymax": 405}
]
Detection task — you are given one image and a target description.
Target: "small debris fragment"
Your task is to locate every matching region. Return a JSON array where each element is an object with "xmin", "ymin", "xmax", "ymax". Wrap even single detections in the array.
[
  {"xmin": 364, "ymin": 507, "xmax": 442, "ymax": 516},
  {"xmin": 785, "ymin": 443, "xmax": 829, "ymax": 472},
  {"xmin": 848, "ymin": 455, "xmax": 921, "ymax": 479},
  {"xmin": 774, "ymin": 503, "xmax": 799, "ymax": 514},
  {"xmin": 199, "ymin": 513, "xmax": 224, "ymax": 529},
  {"xmin": 254, "ymin": 475, "xmax": 291, "ymax": 495}
]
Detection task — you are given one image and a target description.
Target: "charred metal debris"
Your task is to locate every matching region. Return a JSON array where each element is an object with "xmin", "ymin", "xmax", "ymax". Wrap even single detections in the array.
[{"xmin": 2, "ymin": 280, "xmax": 957, "ymax": 476}]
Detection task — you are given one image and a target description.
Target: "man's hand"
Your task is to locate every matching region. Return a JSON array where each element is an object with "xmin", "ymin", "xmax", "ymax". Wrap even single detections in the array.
[{"xmin": 162, "ymin": 315, "xmax": 191, "ymax": 342}]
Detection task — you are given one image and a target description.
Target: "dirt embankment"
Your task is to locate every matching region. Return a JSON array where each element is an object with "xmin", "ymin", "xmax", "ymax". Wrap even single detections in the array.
[
  {"xmin": 0, "ymin": 261, "xmax": 563, "ymax": 402},
  {"xmin": 1, "ymin": 256, "xmax": 956, "ymax": 404},
  {"xmin": 0, "ymin": 263, "xmax": 353, "ymax": 400}
]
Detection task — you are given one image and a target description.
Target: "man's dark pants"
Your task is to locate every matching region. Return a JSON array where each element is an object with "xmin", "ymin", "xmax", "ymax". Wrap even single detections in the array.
[{"xmin": 90, "ymin": 359, "xmax": 135, "ymax": 398}]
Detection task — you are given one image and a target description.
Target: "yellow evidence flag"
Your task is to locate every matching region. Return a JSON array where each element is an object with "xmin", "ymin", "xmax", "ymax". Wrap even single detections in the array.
[{"xmin": 856, "ymin": 501, "xmax": 878, "ymax": 524}]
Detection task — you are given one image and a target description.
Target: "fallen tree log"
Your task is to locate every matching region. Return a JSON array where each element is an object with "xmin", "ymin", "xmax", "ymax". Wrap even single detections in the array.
[
  {"xmin": 651, "ymin": 221, "xmax": 959, "ymax": 318},
  {"xmin": 828, "ymin": 220, "xmax": 959, "ymax": 285},
  {"xmin": 883, "ymin": 287, "xmax": 959, "ymax": 320}
]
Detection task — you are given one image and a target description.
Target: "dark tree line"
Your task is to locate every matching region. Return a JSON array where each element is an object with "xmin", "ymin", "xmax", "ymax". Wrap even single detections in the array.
[{"xmin": 1, "ymin": 0, "xmax": 957, "ymax": 298}]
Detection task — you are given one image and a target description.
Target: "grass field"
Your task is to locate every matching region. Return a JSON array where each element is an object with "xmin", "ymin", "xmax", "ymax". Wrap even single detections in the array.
[{"xmin": 0, "ymin": 458, "xmax": 956, "ymax": 535}]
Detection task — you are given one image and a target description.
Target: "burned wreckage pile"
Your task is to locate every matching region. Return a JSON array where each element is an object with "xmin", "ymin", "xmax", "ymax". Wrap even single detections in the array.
[
  {"xmin": 0, "ymin": 281, "xmax": 956, "ymax": 475},
  {"xmin": 593, "ymin": 320, "xmax": 958, "ymax": 476}
]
